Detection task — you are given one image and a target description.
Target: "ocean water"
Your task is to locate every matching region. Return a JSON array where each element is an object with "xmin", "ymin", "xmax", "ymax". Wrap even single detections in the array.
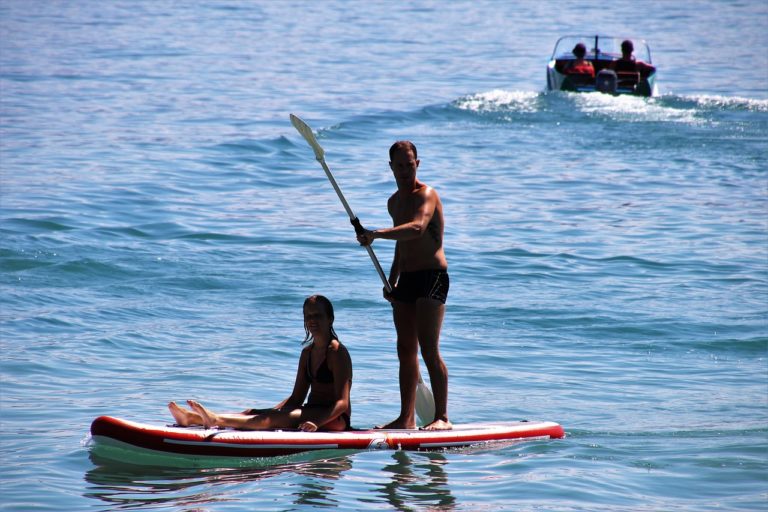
[{"xmin": 1, "ymin": 1, "xmax": 766, "ymax": 510}]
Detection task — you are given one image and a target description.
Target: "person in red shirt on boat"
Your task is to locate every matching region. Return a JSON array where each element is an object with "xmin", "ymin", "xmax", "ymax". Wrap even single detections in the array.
[
  {"xmin": 167, "ymin": 295, "xmax": 353, "ymax": 432},
  {"xmin": 564, "ymin": 43, "xmax": 595, "ymax": 78},
  {"xmin": 355, "ymin": 140, "xmax": 451, "ymax": 431},
  {"xmin": 611, "ymin": 39, "xmax": 655, "ymax": 76}
]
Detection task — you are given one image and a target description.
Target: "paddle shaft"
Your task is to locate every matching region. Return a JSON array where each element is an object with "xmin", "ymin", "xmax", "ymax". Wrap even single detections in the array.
[
  {"xmin": 314, "ymin": 156, "xmax": 392, "ymax": 294},
  {"xmin": 289, "ymin": 114, "xmax": 390, "ymax": 293}
]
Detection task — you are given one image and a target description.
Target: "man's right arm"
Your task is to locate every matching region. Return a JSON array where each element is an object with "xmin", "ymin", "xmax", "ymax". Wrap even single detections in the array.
[{"xmin": 370, "ymin": 188, "xmax": 435, "ymax": 243}]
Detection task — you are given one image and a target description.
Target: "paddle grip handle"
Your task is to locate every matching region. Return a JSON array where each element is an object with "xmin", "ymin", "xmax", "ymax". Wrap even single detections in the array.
[{"xmin": 350, "ymin": 217, "xmax": 365, "ymax": 236}]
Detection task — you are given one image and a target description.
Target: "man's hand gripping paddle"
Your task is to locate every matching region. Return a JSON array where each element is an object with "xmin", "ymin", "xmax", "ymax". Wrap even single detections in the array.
[{"xmin": 290, "ymin": 113, "xmax": 436, "ymax": 426}]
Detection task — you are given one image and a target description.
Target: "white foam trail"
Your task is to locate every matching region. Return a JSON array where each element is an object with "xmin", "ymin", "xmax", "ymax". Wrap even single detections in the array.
[
  {"xmin": 687, "ymin": 94, "xmax": 768, "ymax": 112},
  {"xmin": 575, "ymin": 93, "xmax": 703, "ymax": 124},
  {"xmin": 455, "ymin": 90, "xmax": 540, "ymax": 113}
]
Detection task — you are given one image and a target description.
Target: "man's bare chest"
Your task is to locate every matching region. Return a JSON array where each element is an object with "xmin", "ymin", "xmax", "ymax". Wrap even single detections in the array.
[{"xmin": 391, "ymin": 198, "xmax": 424, "ymax": 223}]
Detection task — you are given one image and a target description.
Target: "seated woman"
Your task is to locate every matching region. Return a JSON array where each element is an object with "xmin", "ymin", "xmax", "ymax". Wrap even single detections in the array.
[
  {"xmin": 168, "ymin": 295, "xmax": 353, "ymax": 432},
  {"xmin": 564, "ymin": 43, "xmax": 595, "ymax": 78}
]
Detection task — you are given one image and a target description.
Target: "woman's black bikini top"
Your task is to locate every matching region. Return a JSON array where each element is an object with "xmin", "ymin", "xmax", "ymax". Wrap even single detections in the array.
[{"xmin": 307, "ymin": 345, "xmax": 334, "ymax": 384}]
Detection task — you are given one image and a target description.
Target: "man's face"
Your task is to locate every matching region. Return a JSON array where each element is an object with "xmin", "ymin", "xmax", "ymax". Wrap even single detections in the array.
[{"xmin": 389, "ymin": 148, "xmax": 419, "ymax": 184}]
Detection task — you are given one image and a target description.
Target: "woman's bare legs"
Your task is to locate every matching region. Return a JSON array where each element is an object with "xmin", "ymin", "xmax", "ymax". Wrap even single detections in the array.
[
  {"xmin": 187, "ymin": 400, "xmax": 295, "ymax": 430},
  {"xmin": 186, "ymin": 400, "xmax": 343, "ymax": 431}
]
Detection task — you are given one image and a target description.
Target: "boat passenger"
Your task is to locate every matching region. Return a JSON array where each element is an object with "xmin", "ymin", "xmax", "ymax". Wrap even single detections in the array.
[
  {"xmin": 168, "ymin": 295, "xmax": 353, "ymax": 432},
  {"xmin": 564, "ymin": 43, "xmax": 595, "ymax": 78},
  {"xmin": 611, "ymin": 39, "xmax": 655, "ymax": 76}
]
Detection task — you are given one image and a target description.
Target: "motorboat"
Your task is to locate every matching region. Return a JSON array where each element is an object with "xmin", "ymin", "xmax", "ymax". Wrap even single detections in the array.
[{"xmin": 546, "ymin": 35, "xmax": 657, "ymax": 97}]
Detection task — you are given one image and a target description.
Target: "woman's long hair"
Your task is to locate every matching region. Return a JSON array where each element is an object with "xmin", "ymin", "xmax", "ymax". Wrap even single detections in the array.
[{"xmin": 302, "ymin": 295, "xmax": 339, "ymax": 345}]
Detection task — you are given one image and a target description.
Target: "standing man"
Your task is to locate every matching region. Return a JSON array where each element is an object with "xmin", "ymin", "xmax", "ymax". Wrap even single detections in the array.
[{"xmin": 356, "ymin": 140, "xmax": 451, "ymax": 431}]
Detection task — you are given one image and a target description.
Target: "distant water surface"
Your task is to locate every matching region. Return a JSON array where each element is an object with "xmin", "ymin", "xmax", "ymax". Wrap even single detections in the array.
[{"xmin": 1, "ymin": 1, "xmax": 766, "ymax": 511}]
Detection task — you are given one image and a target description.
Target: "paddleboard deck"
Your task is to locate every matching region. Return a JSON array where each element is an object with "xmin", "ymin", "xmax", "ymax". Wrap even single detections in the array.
[{"xmin": 90, "ymin": 415, "xmax": 564, "ymax": 464}]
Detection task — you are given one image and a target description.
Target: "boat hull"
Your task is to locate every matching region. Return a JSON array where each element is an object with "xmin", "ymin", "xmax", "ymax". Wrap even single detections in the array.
[{"xmin": 547, "ymin": 65, "xmax": 656, "ymax": 96}]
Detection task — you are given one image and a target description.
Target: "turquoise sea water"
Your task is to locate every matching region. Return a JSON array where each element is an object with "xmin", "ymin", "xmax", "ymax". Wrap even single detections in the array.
[{"xmin": 1, "ymin": 1, "xmax": 766, "ymax": 510}]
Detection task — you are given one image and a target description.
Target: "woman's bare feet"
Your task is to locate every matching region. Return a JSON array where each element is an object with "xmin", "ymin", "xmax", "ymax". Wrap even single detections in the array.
[
  {"xmin": 187, "ymin": 400, "xmax": 218, "ymax": 429},
  {"xmin": 420, "ymin": 418, "xmax": 453, "ymax": 431},
  {"xmin": 168, "ymin": 401, "xmax": 198, "ymax": 427}
]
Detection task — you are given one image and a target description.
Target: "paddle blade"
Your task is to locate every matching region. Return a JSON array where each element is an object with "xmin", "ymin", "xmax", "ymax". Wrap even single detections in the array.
[
  {"xmin": 415, "ymin": 374, "xmax": 436, "ymax": 426},
  {"xmin": 290, "ymin": 113, "xmax": 325, "ymax": 160}
]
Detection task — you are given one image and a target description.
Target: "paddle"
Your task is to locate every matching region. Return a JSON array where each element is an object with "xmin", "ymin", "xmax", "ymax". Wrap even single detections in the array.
[{"xmin": 290, "ymin": 113, "xmax": 436, "ymax": 426}]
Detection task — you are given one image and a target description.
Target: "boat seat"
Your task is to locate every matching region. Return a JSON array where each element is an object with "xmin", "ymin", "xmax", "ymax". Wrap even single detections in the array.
[
  {"xmin": 617, "ymin": 71, "xmax": 640, "ymax": 89},
  {"xmin": 561, "ymin": 72, "xmax": 594, "ymax": 91},
  {"xmin": 592, "ymin": 60, "xmax": 612, "ymax": 73}
]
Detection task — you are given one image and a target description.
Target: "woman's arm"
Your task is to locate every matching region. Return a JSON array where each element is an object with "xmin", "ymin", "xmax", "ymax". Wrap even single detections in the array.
[{"xmin": 281, "ymin": 348, "xmax": 310, "ymax": 410}]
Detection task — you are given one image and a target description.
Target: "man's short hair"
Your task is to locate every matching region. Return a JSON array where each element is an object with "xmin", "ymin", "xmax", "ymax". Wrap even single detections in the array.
[{"xmin": 389, "ymin": 140, "xmax": 418, "ymax": 160}]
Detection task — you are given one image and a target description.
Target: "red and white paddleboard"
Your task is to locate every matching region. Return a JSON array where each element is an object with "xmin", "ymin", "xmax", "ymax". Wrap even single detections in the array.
[{"xmin": 89, "ymin": 415, "xmax": 564, "ymax": 465}]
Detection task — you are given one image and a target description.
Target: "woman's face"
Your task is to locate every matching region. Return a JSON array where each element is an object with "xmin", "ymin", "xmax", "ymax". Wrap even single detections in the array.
[{"xmin": 304, "ymin": 301, "xmax": 332, "ymax": 338}]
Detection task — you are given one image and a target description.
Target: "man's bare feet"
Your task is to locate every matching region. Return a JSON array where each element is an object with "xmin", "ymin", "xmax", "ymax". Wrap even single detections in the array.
[
  {"xmin": 374, "ymin": 417, "xmax": 416, "ymax": 430},
  {"xmin": 420, "ymin": 418, "xmax": 452, "ymax": 431},
  {"xmin": 187, "ymin": 400, "xmax": 218, "ymax": 429},
  {"xmin": 168, "ymin": 401, "xmax": 195, "ymax": 427}
]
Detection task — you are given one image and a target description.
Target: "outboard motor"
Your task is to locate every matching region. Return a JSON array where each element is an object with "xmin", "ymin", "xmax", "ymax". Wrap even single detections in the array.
[{"xmin": 596, "ymin": 69, "xmax": 618, "ymax": 94}]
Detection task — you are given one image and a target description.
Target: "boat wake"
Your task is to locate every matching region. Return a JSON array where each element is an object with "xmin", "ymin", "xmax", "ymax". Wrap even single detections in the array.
[
  {"xmin": 452, "ymin": 89, "xmax": 542, "ymax": 113},
  {"xmin": 449, "ymin": 88, "xmax": 768, "ymax": 125},
  {"xmin": 662, "ymin": 93, "xmax": 768, "ymax": 113}
]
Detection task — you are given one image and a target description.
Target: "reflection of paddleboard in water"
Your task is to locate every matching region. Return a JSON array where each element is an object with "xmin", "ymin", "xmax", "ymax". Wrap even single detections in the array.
[{"xmin": 90, "ymin": 416, "xmax": 565, "ymax": 466}]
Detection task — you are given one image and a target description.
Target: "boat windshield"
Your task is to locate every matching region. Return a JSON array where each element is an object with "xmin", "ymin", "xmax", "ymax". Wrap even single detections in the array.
[{"xmin": 551, "ymin": 35, "xmax": 652, "ymax": 63}]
